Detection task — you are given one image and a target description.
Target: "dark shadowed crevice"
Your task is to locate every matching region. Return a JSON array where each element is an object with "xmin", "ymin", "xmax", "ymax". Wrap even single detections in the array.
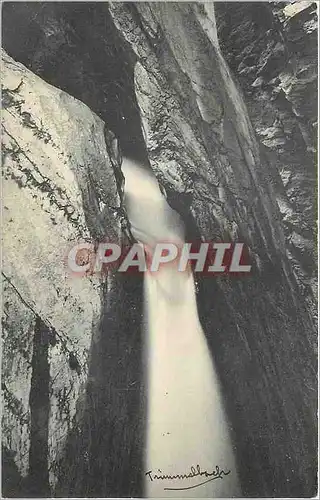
[
  {"xmin": 1, "ymin": 445, "xmax": 25, "ymax": 498},
  {"xmin": 27, "ymin": 316, "xmax": 51, "ymax": 497},
  {"xmin": 2, "ymin": 2, "xmax": 148, "ymax": 163},
  {"xmin": 196, "ymin": 270, "xmax": 317, "ymax": 497},
  {"xmin": 55, "ymin": 272, "xmax": 145, "ymax": 498}
]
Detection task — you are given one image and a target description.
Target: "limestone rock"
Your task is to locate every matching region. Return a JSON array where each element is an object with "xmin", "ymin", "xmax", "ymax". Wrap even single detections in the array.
[{"xmin": 2, "ymin": 50, "xmax": 120, "ymax": 493}]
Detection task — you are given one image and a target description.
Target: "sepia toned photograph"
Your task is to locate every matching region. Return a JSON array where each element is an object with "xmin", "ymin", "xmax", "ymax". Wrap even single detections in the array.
[{"xmin": 1, "ymin": 1, "xmax": 318, "ymax": 498}]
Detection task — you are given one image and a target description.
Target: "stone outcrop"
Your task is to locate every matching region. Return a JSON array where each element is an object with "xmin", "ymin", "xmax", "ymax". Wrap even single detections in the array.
[
  {"xmin": 1, "ymin": 2, "xmax": 317, "ymax": 498},
  {"xmin": 2, "ymin": 50, "xmax": 122, "ymax": 495}
]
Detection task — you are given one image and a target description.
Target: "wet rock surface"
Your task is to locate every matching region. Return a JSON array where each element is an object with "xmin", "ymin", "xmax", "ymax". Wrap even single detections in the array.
[{"xmin": 1, "ymin": 2, "xmax": 317, "ymax": 498}]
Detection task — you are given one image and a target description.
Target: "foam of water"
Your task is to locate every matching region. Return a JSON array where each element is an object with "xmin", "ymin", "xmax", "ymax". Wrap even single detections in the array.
[{"xmin": 122, "ymin": 157, "xmax": 241, "ymax": 498}]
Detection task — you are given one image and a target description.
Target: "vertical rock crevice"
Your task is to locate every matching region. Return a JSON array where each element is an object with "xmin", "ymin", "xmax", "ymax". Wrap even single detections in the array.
[{"xmin": 27, "ymin": 317, "xmax": 51, "ymax": 497}]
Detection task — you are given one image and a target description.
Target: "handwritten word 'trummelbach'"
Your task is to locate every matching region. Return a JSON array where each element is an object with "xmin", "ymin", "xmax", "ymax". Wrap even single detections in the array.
[{"xmin": 145, "ymin": 464, "xmax": 231, "ymax": 491}]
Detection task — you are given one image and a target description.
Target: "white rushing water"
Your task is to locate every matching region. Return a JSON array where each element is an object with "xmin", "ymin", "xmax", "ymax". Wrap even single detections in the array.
[{"xmin": 122, "ymin": 158, "xmax": 241, "ymax": 498}]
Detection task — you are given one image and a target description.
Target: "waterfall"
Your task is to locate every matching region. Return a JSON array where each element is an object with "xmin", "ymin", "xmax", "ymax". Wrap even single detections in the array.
[{"xmin": 122, "ymin": 158, "xmax": 241, "ymax": 498}]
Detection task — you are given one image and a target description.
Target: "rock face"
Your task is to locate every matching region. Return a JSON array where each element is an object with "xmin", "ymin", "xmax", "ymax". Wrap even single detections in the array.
[
  {"xmin": 1, "ymin": 2, "xmax": 317, "ymax": 499},
  {"xmin": 2, "ymin": 50, "xmax": 123, "ymax": 495},
  {"xmin": 215, "ymin": 1, "xmax": 317, "ymax": 303},
  {"xmin": 108, "ymin": 5, "xmax": 317, "ymax": 497}
]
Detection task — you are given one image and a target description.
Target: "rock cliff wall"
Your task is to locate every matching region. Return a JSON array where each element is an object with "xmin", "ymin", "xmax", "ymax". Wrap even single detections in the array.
[
  {"xmin": 216, "ymin": 0, "xmax": 317, "ymax": 308},
  {"xmin": 1, "ymin": 2, "xmax": 317, "ymax": 498}
]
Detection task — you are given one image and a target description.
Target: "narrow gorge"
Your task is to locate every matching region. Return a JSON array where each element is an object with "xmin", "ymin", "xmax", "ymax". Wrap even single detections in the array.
[{"xmin": 1, "ymin": 2, "xmax": 317, "ymax": 498}]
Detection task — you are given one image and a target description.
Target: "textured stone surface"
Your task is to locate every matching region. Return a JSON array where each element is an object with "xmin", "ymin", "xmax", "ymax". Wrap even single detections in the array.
[
  {"xmin": 215, "ymin": 1, "xmax": 317, "ymax": 304},
  {"xmin": 2, "ymin": 50, "xmax": 121, "ymax": 493},
  {"xmin": 1, "ymin": 2, "xmax": 317, "ymax": 498},
  {"xmin": 109, "ymin": 4, "xmax": 317, "ymax": 497}
]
